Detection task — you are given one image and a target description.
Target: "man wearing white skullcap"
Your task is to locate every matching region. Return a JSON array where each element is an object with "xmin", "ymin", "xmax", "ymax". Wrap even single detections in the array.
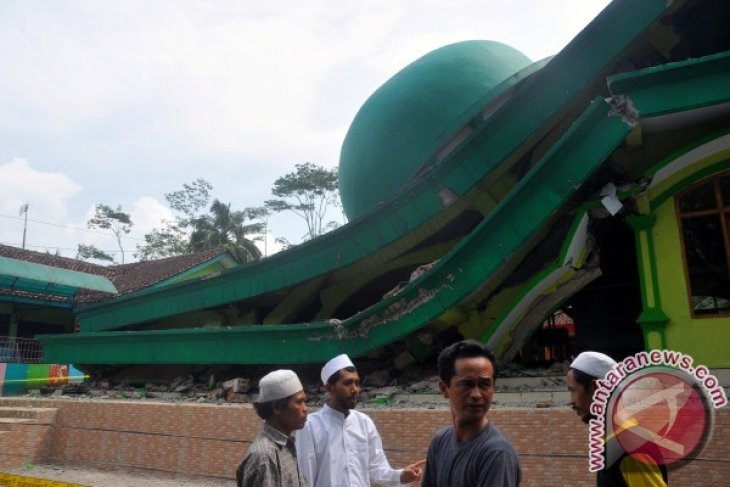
[
  {"xmin": 297, "ymin": 354, "xmax": 425, "ymax": 486},
  {"xmin": 567, "ymin": 352, "xmax": 667, "ymax": 486},
  {"xmin": 568, "ymin": 351, "xmax": 617, "ymax": 424},
  {"xmin": 237, "ymin": 370, "xmax": 308, "ymax": 487}
]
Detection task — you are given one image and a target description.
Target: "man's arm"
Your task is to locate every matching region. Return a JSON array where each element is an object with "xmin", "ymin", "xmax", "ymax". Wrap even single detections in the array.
[
  {"xmin": 366, "ymin": 420, "xmax": 403, "ymax": 485},
  {"xmin": 296, "ymin": 421, "xmax": 318, "ymax": 487},
  {"xmin": 421, "ymin": 439, "xmax": 438, "ymax": 487},
  {"xmin": 238, "ymin": 454, "xmax": 280, "ymax": 487}
]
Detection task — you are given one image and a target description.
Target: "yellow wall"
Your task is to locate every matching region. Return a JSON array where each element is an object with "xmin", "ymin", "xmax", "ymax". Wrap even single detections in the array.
[{"xmin": 652, "ymin": 195, "xmax": 730, "ymax": 367}]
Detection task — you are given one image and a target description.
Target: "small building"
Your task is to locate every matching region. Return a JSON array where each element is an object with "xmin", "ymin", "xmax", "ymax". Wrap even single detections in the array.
[{"xmin": 0, "ymin": 245, "xmax": 236, "ymax": 392}]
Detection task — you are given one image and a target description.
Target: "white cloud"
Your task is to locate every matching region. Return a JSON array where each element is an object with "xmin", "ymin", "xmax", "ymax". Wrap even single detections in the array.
[
  {"xmin": 253, "ymin": 232, "xmax": 285, "ymax": 259},
  {"xmin": 0, "ymin": 0, "xmax": 612, "ymax": 259},
  {"xmin": 0, "ymin": 158, "xmax": 82, "ymax": 251},
  {"xmin": 130, "ymin": 197, "xmax": 174, "ymax": 238},
  {"xmin": 0, "ymin": 158, "xmax": 80, "ymax": 216}
]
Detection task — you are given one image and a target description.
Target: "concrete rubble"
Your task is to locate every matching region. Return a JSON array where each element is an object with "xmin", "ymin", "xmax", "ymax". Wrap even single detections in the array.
[{"xmin": 24, "ymin": 360, "xmax": 576, "ymax": 409}]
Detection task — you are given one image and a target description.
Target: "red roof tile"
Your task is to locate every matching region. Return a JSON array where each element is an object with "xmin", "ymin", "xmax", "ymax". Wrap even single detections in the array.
[{"xmin": 0, "ymin": 244, "xmax": 232, "ymax": 303}]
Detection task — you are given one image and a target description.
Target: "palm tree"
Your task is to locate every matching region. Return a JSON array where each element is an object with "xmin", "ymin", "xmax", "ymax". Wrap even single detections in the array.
[{"xmin": 190, "ymin": 200, "xmax": 264, "ymax": 262}]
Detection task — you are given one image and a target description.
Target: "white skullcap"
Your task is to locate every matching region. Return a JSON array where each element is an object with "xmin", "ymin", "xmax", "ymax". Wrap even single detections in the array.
[
  {"xmin": 257, "ymin": 369, "xmax": 303, "ymax": 403},
  {"xmin": 321, "ymin": 353, "xmax": 355, "ymax": 384},
  {"xmin": 571, "ymin": 351, "xmax": 617, "ymax": 379}
]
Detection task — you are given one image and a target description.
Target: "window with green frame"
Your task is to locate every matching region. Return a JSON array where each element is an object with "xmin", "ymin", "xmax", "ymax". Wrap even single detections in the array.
[{"xmin": 676, "ymin": 171, "xmax": 730, "ymax": 315}]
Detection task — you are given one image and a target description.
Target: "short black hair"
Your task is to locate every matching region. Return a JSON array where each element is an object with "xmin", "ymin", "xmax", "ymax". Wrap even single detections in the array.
[
  {"xmin": 327, "ymin": 366, "xmax": 357, "ymax": 386},
  {"xmin": 570, "ymin": 367, "xmax": 596, "ymax": 391},
  {"xmin": 438, "ymin": 340, "xmax": 498, "ymax": 386},
  {"xmin": 253, "ymin": 396, "xmax": 291, "ymax": 420}
]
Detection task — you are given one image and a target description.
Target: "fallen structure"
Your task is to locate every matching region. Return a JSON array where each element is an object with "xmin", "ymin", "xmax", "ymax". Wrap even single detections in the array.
[{"xmin": 29, "ymin": 0, "xmax": 730, "ymax": 370}]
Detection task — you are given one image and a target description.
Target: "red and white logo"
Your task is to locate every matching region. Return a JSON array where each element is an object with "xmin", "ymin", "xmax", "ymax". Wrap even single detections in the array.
[{"xmin": 609, "ymin": 368, "xmax": 713, "ymax": 467}]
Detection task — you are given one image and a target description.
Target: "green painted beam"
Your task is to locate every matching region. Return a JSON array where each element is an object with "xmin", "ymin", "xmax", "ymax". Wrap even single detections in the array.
[
  {"xmin": 150, "ymin": 253, "xmax": 237, "ymax": 289},
  {"xmin": 609, "ymin": 50, "xmax": 730, "ymax": 116},
  {"xmin": 0, "ymin": 295, "xmax": 73, "ymax": 309},
  {"xmin": 76, "ymin": 0, "xmax": 670, "ymax": 333},
  {"xmin": 263, "ymin": 277, "xmax": 326, "ymax": 325},
  {"xmin": 39, "ymin": 96, "xmax": 630, "ymax": 364},
  {"xmin": 0, "ymin": 256, "xmax": 117, "ymax": 296}
]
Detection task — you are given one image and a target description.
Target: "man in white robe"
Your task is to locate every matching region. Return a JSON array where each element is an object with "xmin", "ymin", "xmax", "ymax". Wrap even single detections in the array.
[{"xmin": 296, "ymin": 354, "xmax": 425, "ymax": 486}]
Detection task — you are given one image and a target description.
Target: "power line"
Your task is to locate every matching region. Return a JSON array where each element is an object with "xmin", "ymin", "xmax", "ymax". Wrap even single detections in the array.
[
  {"xmin": 0, "ymin": 241, "xmax": 132, "ymax": 254},
  {"xmin": 0, "ymin": 212, "xmax": 146, "ymax": 242}
]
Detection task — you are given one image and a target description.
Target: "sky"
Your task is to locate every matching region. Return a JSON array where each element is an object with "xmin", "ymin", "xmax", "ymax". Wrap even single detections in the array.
[{"xmin": 0, "ymin": 0, "xmax": 611, "ymax": 263}]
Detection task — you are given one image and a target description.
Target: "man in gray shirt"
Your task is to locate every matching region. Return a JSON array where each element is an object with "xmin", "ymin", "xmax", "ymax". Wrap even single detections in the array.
[
  {"xmin": 237, "ymin": 369, "xmax": 308, "ymax": 487},
  {"xmin": 422, "ymin": 340, "xmax": 521, "ymax": 486}
]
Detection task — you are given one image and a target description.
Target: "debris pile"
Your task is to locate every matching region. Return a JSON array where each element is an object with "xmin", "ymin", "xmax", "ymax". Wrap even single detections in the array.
[{"xmin": 23, "ymin": 360, "xmax": 572, "ymax": 409}]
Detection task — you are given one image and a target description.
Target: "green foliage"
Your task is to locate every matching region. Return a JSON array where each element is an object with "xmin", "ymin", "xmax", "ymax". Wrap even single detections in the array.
[
  {"xmin": 165, "ymin": 177, "xmax": 213, "ymax": 225},
  {"xmin": 76, "ymin": 243, "xmax": 115, "ymax": 262},
  {"xmin": 190, "ymin": 200, "xmax": 264, "ymax": 263},
  {"xmin": 136, "ymin": 167, "xmax": 341, "ymax": 261},
  {"xmin": 265, "ymin": 162, "xmax": 342, "ymax": 241},
  {"xmin": 136, "ymin": 179, "xmax": 213, "ymax": 261},
  {"xmin": 138, "ymin": 178, "xmax": 267, "ymax": 262},
  {"xmin": 85, "ymin": 203, "xmax": 133, "ymax": 263},
  {"xmin": 88, "ymin": 204, "xmax": 132, "ymax": 230},
  {"xmin": 136, "ymin": 223, "xmax": 189, "ymax": 261}
]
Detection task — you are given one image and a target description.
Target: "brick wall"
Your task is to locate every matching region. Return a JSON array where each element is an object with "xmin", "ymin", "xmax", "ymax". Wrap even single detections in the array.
[
  {"xmin": 0, "ymin": 407, "xmax": 57, "ymax": 470},
  {"xmin": 0, "ymin": 398, "xmax": 727, "ymax": 485}
]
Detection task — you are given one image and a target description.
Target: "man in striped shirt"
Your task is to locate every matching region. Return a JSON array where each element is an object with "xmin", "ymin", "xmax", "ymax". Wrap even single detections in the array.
[{"xmin": 237, "ymin": 369, "xmax": 308, "ymax": 487}]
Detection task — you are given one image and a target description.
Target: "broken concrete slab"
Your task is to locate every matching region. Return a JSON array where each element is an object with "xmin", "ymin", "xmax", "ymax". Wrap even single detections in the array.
[
  {"xmin": 394, "ymin": 351, "xmax": 415, "ymax": 370},
  {"xmin": 222, "ymin": 378, "xmax": 250, "ymax": 393},
  {"xmin": 147, "ymin": 392, "xmax": 183, "ymax": 401},
  {"xmin": 369, "ymin": 386, "xmax": 400, "ymax": 397},
  {"xmin": 362, "ymin": 369, "xmax": 389, "ymax": 388}
]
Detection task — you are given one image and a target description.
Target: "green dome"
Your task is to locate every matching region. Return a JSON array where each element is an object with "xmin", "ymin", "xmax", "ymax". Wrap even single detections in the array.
[{"xmin": 339, "ymin": 40, "xmax": 532, "ymax": 221}]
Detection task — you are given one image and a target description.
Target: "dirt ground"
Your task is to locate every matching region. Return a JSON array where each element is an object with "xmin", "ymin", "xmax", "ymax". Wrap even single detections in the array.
[{"xmin": 2, "ymin": 464, "xmax": 235, "ymax": 487}]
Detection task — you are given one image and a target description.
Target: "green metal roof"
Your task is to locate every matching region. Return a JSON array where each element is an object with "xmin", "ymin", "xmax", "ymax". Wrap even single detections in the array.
[
  {"xmin": 338, "ymin": 40, "xmax": 532, "ymax": 221},
  {"xmin": 0, "ymin": 256, "xmax": 117, "ymax": 297},
  {"xmin": 38, "ymin": 94, "xmax": 628, "ymax": 364}
]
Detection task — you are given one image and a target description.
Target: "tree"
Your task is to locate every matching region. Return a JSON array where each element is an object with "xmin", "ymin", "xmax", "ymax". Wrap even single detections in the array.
[
  {"xmin": 265, "ymin": 163, "xmax": 342, "ymax": 241},
  {"xmin": 135, "ymin": 178, "xmax": 272, "ymax": 261},
  {"xmin": 165, "ymin": 178, "xmax": 213, "ymax": 226},
  {"xmin": 76, "ymin": 244, "xmax": 114, "ymax": 262},
  {"xmin": 190, "ymin": 199, "xmax": 264, "ymax": 263},
  {"xmin": 87, "ymin": 204, "xmax": 133, "ymax": 264},
  {"xmin": 136, "ymin": 179, "xmax": 212, "ymax": 260},
  {"xmin": 135, "ymin": 224, "xmax": 189, "ymax": 261}
]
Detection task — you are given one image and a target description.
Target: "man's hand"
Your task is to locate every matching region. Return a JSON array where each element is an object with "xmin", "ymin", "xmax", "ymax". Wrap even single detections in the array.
[{"xmin": 401, "ymin": 459, "xmax": 426, "ymax": 483}]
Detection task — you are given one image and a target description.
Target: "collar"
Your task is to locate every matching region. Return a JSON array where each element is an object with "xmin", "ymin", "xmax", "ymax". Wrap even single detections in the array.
[
  {"xmin": 322, "ymin": 403, "xmax": 350, "ymax": 420},
  {"xmin": 262, "ymin": 423, "xmax": 293, "ymax": 447}
]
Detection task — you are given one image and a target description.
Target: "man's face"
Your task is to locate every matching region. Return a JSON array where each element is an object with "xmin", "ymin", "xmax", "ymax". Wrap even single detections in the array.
[
  {"xmin": 567, "ymin": 369, "xmax": 595, "ymax": 423},
  {"xmin": 277, "ymin": 390, "xmax": 308, "ymax": 432},
  {"xmin": 439, "ymin": 356, "xmax": 494, "ymax": 427},
  {"xmin": 327, "ymin": 369, "xmax": 361, "ymax": 410}
]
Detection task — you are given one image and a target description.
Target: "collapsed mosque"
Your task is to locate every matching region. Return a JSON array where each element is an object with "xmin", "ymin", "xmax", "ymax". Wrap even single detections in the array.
[{"xmin": 5, "ymin": 0, "xmax": 729, "ymax": 371}]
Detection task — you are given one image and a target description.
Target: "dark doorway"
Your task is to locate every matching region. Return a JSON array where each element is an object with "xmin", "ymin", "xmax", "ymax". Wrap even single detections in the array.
[
  {"xmin": 515, "ymin": 218, "xmax": 645, "ymax": 366},
  {"xmin": 566, "ymin": 218, "xmax": 645, "ymax": 360}
]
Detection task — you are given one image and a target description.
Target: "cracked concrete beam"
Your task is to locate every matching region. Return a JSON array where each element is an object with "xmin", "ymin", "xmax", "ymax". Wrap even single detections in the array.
[{"xmin": 606, "ymin": 94, "xmax": 640, "ymax": 127}]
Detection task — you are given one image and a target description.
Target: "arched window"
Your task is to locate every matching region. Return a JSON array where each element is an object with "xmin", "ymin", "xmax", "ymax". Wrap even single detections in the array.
[{"xmin": 676, "ymin": 171, "xmax": 730, "ymax": 315}]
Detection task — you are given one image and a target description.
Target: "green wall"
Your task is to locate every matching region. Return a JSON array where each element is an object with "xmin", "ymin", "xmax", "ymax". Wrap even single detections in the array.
[{"xmin": 648, "ymin": 170, "xmax": 730, "ymax": 367}]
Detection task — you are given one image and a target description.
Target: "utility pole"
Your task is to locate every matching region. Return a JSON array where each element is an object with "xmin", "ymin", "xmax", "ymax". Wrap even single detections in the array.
[{"xmin": 19, "ymin": 203, "xmax": 29, "ymax": 249}]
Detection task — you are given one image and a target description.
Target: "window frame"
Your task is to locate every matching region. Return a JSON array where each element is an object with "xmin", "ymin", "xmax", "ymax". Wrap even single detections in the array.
[{"xmin": 674, "ymin": 171, "xmax": 730, "ymax": 318}]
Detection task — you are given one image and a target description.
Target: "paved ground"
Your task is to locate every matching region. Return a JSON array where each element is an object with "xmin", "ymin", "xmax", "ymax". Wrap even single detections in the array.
[{"xmin": 3, "ymin": 464, "xmax": 235, "ymax": 487}]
